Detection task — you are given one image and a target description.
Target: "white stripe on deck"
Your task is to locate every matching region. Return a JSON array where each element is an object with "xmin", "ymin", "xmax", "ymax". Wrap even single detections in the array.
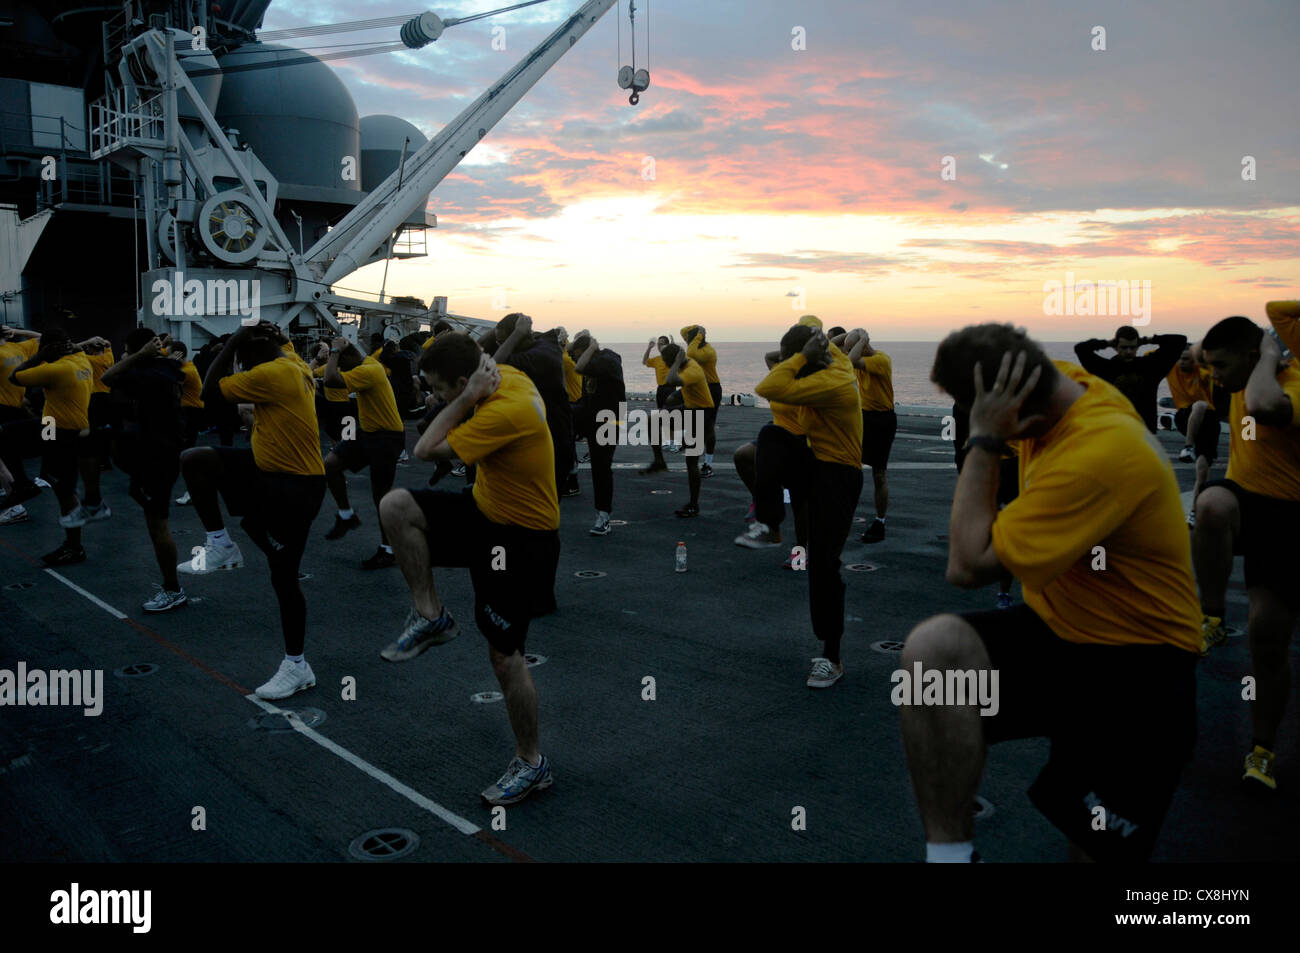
[{"xmin": 37, "ymin": 569, "xmax": 481, "ymax": 837}]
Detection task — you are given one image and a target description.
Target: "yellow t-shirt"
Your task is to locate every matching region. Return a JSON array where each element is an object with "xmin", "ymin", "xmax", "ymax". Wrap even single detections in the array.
[
  {"xmin": 677, "ymin": 359, "xmax": 713, "ymax": 409},
  {"xmin": 0, "ymin": 337, "xmax": 40, "ymax": 408},
  {"xmin": 855, "ymin": 351, "xmax": 893, "ymax": 412},
  {"xmin": 180, "ymin": 361, "xmax": 204, "ymax": 408},
  {"xmin": 446, "ymin": 365, "xmax": 559, "ymax": 531},
  {"xmin": 755, "ymin": 345, "xmax": 862, "ymax": 468},
  {"xmin": 312, "ymin": 364, "xmax": 349, "ymax": 402},
  {"xmin": 1166, "ymin": 365, "xmax": 1213, "ymax": 410},
  {"xmin": 219, "ymin": 357, "xmax": 325, "ymax": 476},
  {"xmin": 88, "ymin": 348, "xmax": 114, "ymax": 394},
  {"xmin": 562, "ymin": 350, "xmax": 583, "ymax": 402},
  {"xmin": 1266, "ymin": 300, "xmax": 1300, "ymax": 355},
  {"xmin": 13, "ymin": 353, "xmax": 93, "ymax": 430},
  {"xmin": 683, "ymin": 334, "xmax": 719, "ymax": 385},
  {"xmin": 645, "ymin": 354, "xmax": 669, "ymax": 387},
  {"xmin": 991, "ymin": 362, "xmax": 1200, "ymax": 652},
  {"xmin": 340, "ymin": 357, "xmax": 403, "ymax": 433},
  {"xmin": 771, "ymin": 399, "xmax": 804, "ymax": 435},
  {"xmin": 1224, "ymin": 361, "xmax": 1300, "ymax": 501}
]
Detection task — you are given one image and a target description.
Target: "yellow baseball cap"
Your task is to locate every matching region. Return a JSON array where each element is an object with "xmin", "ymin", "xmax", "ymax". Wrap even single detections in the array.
[{"xmin": 797, "ymin": 314, "xmax": 823, "ymax": 329}]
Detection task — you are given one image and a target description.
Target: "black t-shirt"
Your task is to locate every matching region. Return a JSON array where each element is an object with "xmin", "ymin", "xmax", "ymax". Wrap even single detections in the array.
[
  {"xmin": 1073, "ymin": 334, "xmax": 1186, "ymax": 433},
  {"xmin": 579, "ymin": 347, "xmax": 626, "ymax": 413},
  {"xmin": 380, "ymin": 348, "xmax": 417, "ymax": 408},
  {"xmin": 501, "ymin": 331, "xmax": 572, "ymax": 433},
  {"xmin": 112, "ymin": 357, "xmax": 185, "ymax": 448}
]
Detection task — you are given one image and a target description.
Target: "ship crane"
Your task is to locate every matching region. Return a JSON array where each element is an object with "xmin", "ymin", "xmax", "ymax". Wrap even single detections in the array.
[{"xmin": 91, "ymin": 0, "xmax": 643, "ymax": 345}]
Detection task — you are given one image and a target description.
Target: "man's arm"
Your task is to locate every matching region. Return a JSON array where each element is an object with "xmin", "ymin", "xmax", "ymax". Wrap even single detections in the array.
[
  {"xmin": 846, "ymin": 331, "xmax": 868, "ymax": 370},
  {"xmin": 323, "ymin": 338, "xmax": 353, "ymax": 390},
  {"xmin": 642, "ymin": 340, "xmax": 656, "ymax": 366},
  {"xmin": 1, "ymin": 326, "xmax": 40, "ymax": 340},
  {"xmin": 754, "ymin": 332, "xmax": 845, "ymax": 406},
  {"xmin": 1265, "ymin": 300, "xmax": 1300, "ymax": 356},
  {"xmin": 665, "ymin": 347, "xmax": 687, "ymax": 387},
  {"xmin": 1072, "ymin": 338, "xmax": 1111, "ymax": 376},
  {"xmin": 200, "ymin": 329, "xmax": 249, "ymax": 405},
  {"xmin": 574, "ymin": 336, "xmax": 600, "ymax": 374},
  {"xmin": 10, "ymin": 340, "xmax": 70, "ymax": 386},
  {"xmin": 1141, "ymin": 333, "xmax": 1188, "ymax": 378},
  {"xmin": 1244, "ymin": 333, "xmax": 1293, "ymax": 427},
  {"xmin": 493, "ymin": 315, "xmax": 533, "ymax": 365},
  {"xmin": 101, "ymin": 334, "xmax": 167, "ymax": 387},
  {"xmin": 413, "ymin": 355, "xmax": 500, "ymax": 461}
]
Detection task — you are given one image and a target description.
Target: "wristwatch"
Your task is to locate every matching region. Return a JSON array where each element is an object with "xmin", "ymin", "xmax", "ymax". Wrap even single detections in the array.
[{"xmin": 964, "ymin": 434, "xmax": 1008, "ymax": 455}]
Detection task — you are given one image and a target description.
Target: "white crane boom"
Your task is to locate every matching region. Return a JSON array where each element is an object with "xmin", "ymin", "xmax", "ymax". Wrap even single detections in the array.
[{"xmin": 306, "ymin": 0, "xmax": 618, "ymax": 286}]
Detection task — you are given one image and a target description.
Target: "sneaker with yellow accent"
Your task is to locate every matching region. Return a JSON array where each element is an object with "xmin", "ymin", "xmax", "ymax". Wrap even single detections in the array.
[
  {"xmin": 1200, "ymin": 615, "xmax": 1226, "ymax": 657},
  {"xmin": 1242, "ymin": 745, "xmax": 1277, "ymax": 792}
]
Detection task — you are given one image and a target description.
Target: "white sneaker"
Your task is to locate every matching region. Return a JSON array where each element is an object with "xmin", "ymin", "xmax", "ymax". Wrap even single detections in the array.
[
  {"xmin": 82, "ymin": 501, "xmax": 111, "ymax": 522},
  {"xmin": 175, "ymin": 491, "xmax": 192, "ymax": 505},
  {"xmin": 1177, "ymin": 447, "xmax": 1194, "ymax": 463},
  {"xmin": 34, "ymin": 477, "xmax": 51, "ymax": 488},
  {"xmin": 142, "ymin": 586, "xmax": 188, "ymax": 613},
  {"xmin": 734, "ymin": 521, "xmax": 780, "ymax": 549},
  {"xmin": 177, "ymin": 540, "xmax": 244, "ymax": 574},
  {"xmin": 807, "ymin": 657, "xmax": 844, "ymax": 689},
  {"xmin": 255, "ymin": 659, "xmax": 316, "ymax": 700},
  {"xmin": 58, "ymin": 506, "xmax": 87, "ymax": 528},
  {"xmin": 590, "ymin": 511, "xmax": 611, "ymax": 536},
  {"xmin": 0, "ymin": 505, "xmax": 28, "ymax": 525}
]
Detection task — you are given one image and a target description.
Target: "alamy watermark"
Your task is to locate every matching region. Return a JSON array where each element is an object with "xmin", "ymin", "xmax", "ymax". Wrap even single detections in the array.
[
  {"xmin": 890, "ymin": 662, "xmax": 999, "ymax": 716},
  {"xmin": 151, "ymin": 270, "xmax": 261, "ymax": 322},
  {"xmin": 1042, "ymin": 272, "xmax": 1150, "ymax": 325},
  {"xmin": 50, "ymin": 883, "xmax": 150, "ymax": 933},
  {"xmin": 0, "ymin": 662, "xmax": 103, "ymax": 716},
  {"xmin": 594, "ymin": 404, "xmax": 705, "ymax": 456}
]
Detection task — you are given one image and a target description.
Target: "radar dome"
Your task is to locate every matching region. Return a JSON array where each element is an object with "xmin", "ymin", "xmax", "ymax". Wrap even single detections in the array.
[{"xmin": 360, "ymin": 115, "xmax": 429, "ymax": 191}]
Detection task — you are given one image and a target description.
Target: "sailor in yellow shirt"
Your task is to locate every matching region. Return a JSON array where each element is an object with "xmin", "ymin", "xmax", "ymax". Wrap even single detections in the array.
[
  {"xmin": 733, "ymin": 343, "xmax": 810, "ymax": 566},
  {"xmin": 0, "ymin": 324, "xmax": 42, "ymax": 525},
  {"xmin": 1264, "ymin": 299, "xmax": 1300, "ymax": 355},
  {"xmin": 378, "ymin": 332, "xmax": 559, "ymax": 806},
  {"xmin": 78, "ymin": 336, "xmax": 117, "ymax": 480},
  {"xmin": 309, "ymin": 340, "xmax": 355, "ymax": 443},
  {"xmin": 681, "ymin": 325, "xmax": 721, "ymax": 475},
  {"xmin": 748, "ymin": 325, "xmax": 863, "ymax": 689},
  {"xmin": 162, "ymin": 340, "xmax": 206, "ymax": 449},
  {"xmin": 839, "ymin": 328, "xmax": 895, "ymax": 544},
  {"xmin": 1166, "ymin": 343, "xmax": 1221, "ymax": 523},
  {"xmin": 321, "ymin": 338, "xmax": 406, "ymax": 568},
  {"xmin": 660, "ymin": 342, "xmax": 712, "ymax": 517},
  {"xmin": 901, "ymin": 323, "xmax": 1200, "ymax": 864},
  {"xmin": 175, "ymin": 324, "xmax": 326, "ymax": 702},
  {"xmin": 1194, "ymin": 316, "xmax": 1300, "ymax": 793},
  {"xmin": 7, "ymin": 328, "xmax": 106, "ymax": 565},
  {"xmin": 0, "ymin": 325, "xmax": 41, "ymax": 417},
  {"xmin": 640, "ymin": 335, "xmax": 676, "ymax": 472}
]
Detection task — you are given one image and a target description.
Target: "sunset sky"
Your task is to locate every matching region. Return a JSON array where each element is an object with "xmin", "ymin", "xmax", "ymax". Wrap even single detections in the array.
[{"xmin": 263, "ymin": 0, "xmax": 1300, "ymax": 341}]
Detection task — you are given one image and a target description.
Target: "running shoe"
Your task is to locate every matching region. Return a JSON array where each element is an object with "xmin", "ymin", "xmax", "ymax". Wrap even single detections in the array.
[
  {"xmin": 58, "ymin": 506, "xmax": 87, "ymax": 528},
  {"xmin": 590, "ymin": 511, "xmax": 611, "ymax": 536},
  {"xmin": 562, "ymin": 474, "xmax": 581, "ymax": 497},
  {"xmin": 700, "ymin": 463, "xmax": 714, "ymax": 478},
  {"xmin": 82, "ymin": 501, "xmax": 111, "ymax": 523},
  {"xmin": 675, "ymin": 502, "xmax": 700, "ymax": 518},
  {"xmin": 381, "ymin": 607, "xmax": 460, "ymax": 661},
  {"xmin": 1186, "ymin": 509, "xmax": 1196, "ymax": 528},
  {"xmin": 142, "ymin": 585, "xmax": 188, "ymax": 613},
  {"xmin": 324, "ymin": 513, "xmax": 361, "ymax": 540},
  {"xmin": 178, "ymin": 540, "xmax": 244, "ymax": 575},
  {"xmin": 398, "ymin": 450, "xmax": 410, "ymax": 462},
  {"xmin": 175, "ymin": 491, "xmax": 192, "ymax": 505},
  {"xmin": 41, "ymin": 543, "xmax": 86, "ymax": 567},
  {"xmin": 3, "ymin": 482, "xmax": 40, "ymax": 508},
  {"xmin": 995, "ymin": 592, "xmax": 1013, "ymax": 610},
  {"xmin": 254, "ymin": 659, "xmax": 316, "ymax": 700},
  {"xmin": 0, "ymin": 505, "xmax": 29, "ymax": 525},
  {"xmin": 861, "ymin": 518, "xmax": 886, "ymax": 544},
  {"xmin": 639, "ymin": 462, "xmax": 668, "ymax": 474},
  {"xmin": 1178, "ymin": 446, "xmax": 1195, "ymax": 463},
  {"xmin": 1242, "ymin": 745, "xmax": 1277, "ymax": 792},
  {"xmin": 33, "ymin": 477, "xmax": 51, "ymax": 489},
  {"xmin": 481, "ymin": 754, "xmax": 554, "ymax": 806},
  {"xmin": 807, "ymin": 657, "xmax": 844, "ymax": 689},
  {"xmin": 452, "ymin": 464, "xmax": 467, "ymax": 477},
  {"xmin": 665, "ymin": 442, "xmax": 681, "ymax": 454},
  {"xmin": 1200, "ymin": 614, "xmax": 1227, "ymax": 657},
  {"xmin": 735, "ymin": 521, "xmax": 780, "ymax": 548},
  {"xmin": 361, "ymin": 547, "xmax": 396, "ymax": 570}
]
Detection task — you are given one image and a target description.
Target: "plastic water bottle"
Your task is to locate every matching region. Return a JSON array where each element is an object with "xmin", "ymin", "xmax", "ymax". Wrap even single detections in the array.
[{"xmin": 675, "ymin": 541, "xmax": 688, "ymax": 573}]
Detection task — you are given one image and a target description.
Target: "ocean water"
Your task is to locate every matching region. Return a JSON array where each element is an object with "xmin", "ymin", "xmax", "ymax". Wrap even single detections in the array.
[{"xmin": 606, "ymin": 341, "xmax": 1090, "ymax": 409}]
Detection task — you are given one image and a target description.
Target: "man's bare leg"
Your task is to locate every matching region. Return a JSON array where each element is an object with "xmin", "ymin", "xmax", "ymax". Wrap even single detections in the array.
[
  {"xmin": 490, "ymin": 645, "xmax": 540, "ymax": 763},
  {"xmin": 1247, "ymin": 589, "xmax": 1299, "ymax": 751},
  {"xmin": 1192, "ymin": 486, "xmax": 1238, "ymax": 617},
  {"xmin": 379, "ymin": 488, "xmax": 442, "ymax": 620},
  {"xmin": 179, "ymin": 447, "xmax": 227, "ymax": 532}
]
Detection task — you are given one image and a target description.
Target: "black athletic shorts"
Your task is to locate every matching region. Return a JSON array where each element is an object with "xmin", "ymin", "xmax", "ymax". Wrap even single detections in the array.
[
  {"xmin": 861, "ymin": 409, "xmax": 897, "ymax": 470},
  {"xmin": 409, "ymin": 486, "xmax": 560, "ymax": 656},
  {"xmin": 655, "ymin": 383, "xmax": 674, "ymax": 409},
  {"xmin": 43, "ymin": 428, "xmax": 90, "ymax": 495},
  {"xmin": 117, "ymin": 437, "xmax": 180, "ymax": 519},
  {"xmin": 1201, "ymin": 478, "xmax": 1300, "ymax": 608},
  {"xmin": 213, "ymin": 447, "xmax": 325, "ymax": 568},
  {"xmin": 960, "ymin": 603, "xmax": 1197, "ymax": 862},
  {"xmin": 1173, "ymin": 405, "xmax": 1220, "ymax": 463},
  {"xmin": 87, "ymin": 392, "xmax": 115, "ymax": 456},
  {"xmin": 331, "ymin": 429, "xmax": 405, "ymax": 484}
]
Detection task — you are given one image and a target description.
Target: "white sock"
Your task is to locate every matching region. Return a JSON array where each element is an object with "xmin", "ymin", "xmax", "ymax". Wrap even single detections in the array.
[
  {"xmin": 705, "ymin": 453, "xmax": 713, "ymax": 465},
  {"xmin": 286, "ymin": 653, "xmax": 305, "ymax": 665},
  {"xmin": 926, "ymin": 841, "xmax": 974, "ymax": 863},
  {"xmin": 876, "ymin": 516, "xmax": 886, "ymax": 523},
  {"xmin": 338, "ymin": 508, "xmax": 354, "ymax": 520},
  {"xmin": 380, "ymin": 544, "xmax": 392, "ymax": 554},
  {"xmin": 207, "ymin": 528, "xmax": 230, "ymax": 547}
]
